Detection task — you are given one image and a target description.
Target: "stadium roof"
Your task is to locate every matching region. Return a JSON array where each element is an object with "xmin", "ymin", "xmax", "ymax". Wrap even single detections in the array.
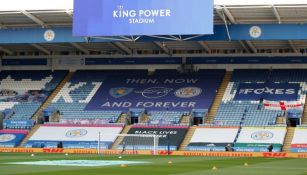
[
  {"xmin": 1, "ymin": 0, "xmax": 307, "ymax": 11},
  {"xmin": 0, "ymin": 1, "xmax": 307, "ymax": 56}
]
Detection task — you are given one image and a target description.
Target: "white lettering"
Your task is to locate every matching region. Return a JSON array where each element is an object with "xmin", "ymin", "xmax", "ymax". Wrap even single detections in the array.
[
  {"xmin": 286, "ymin": 89, "xmax": 295, "ymax": 94},
  {"xmin": 165, "ymin": 9, "xmax": 171, "ymax": 16},
  {"xmin": 101, "ymin": 102, "xmax": 110, "ymax": 107},
  {"xmin": 188, "ymin": 102, "xmax": 196, "ymax": 108},
  {"xmin": 239, "ymin": 87, "xmax": 296, "ymax": 95},
  {"xmin": 136, "ymin": 102, "xmax": 143, "ymax": 107},
  {"xmin": 113, "ymin": 102, "xmax": 122, "ymax": 107},
  {"xmin": 102, "ymin": 102, "xmax": 132, "ymax": 108},
  {"xmin": 151, "ymin": 10, "xmax": 159, "ymax": 17},
  {"xmin": 264, "ymin": 87, "xmax": 274, "ymax": 94},
  {"xmin": 254, "ymin": 88, "xmax": 265, "ymax": 94},
  {"xmin": 244, "ymin": 89, "xmax": 254, "ymax": 94},
  {"xmin": 143, "ymin": 102, "xmax": 154, "ymax": 108},
  {"xmin": 122, "ymin": 102, "xmax": 131, "ymax": 107},
  {"xmin": 138, "ymin": 9, "xmax": 171, "ymax": 17},
  {"xmin": 275, "ymin": 89, "xmax": 284, "ymax": 94},
  {"xmin": 155, "ymin": 102, "xmax": 162, "ymax": 107},
  {"xmin": 52, "ymin": 82, "xmax": 86, "ymax": 103},
  {"xmin": 129, "ymin": 18, "xmax": 155, "ymax": 24},
  {"xmin": 113, "ymin": 10, "xmax": 136, "ymax": 18},
  {"xmin": 126, "ymin": 79, "xmax": 157, "ymax": 84},
  {"xmin": 135, "ymin": 101, "xmax": 196, "ymax": 108},
  {"xmin": 164, "ymin": 79, "xmax": 198, "ymax": 84}
]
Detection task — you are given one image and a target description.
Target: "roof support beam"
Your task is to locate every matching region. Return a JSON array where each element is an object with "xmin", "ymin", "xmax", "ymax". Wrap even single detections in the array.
[
  {"xmin": 272, "ymin": 6, "xmax": 282, "ymax": 24},
  {"xmin": 197, "ymin": 41, "xmax": 211, "ymax": 53},
  {"xmin": 215, "ymin": 8, "xmax": 228, "ymax": 24},
  {"xmin": 153, "ymin": 41, "xmax": 170, "ymax": 55},
  {"xmin": 111, "ymin": 42, "xmax": 132, "ymax": 55},
  {"xmin": 70, "ymin": 43, "xmax": 90, "ymax": 54},
  {"xmin": 20, "ymin": 10, "xmax": 49, "ymax": 28},
  {"xmin": 288, "ymin": 40, "xmax": 299, "ymax": 53},
  {"xmin": 216, "ymin": 6, "xmax": 236, "ymax": 41},
  {"xmin": 238, "ymin": 41, "xmax": 251, "ymax": 53},
  {"xmin": 66, "ymin": 10, "xmax": 73, "ymax": 18},
  {"xmin": 222, "ymin": 6, "xmax": 237, "ymax": 24},
  {"xmin": 215, "ymin": 7, "xmax": 233, "ymax": 26},
  {"xmin": 245, "ymin": 41, "xmax": 257, "ymax": 53},
  {"xmin": 30, "ymin": 44, "xmax": 50, "ymax": 55},
  {"xmin": 0, "ymin": 46, "xmax": 13, "ymax": 55}
]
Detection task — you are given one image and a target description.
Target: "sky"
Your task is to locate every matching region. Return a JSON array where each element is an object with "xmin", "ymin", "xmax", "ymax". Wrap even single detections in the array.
[{"xmin": 0, "ymin": 0, "xmax": 306, "ymax": 11}]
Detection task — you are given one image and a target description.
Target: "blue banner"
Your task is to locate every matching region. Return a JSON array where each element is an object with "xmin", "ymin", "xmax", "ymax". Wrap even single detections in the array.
[
  {"xmin": 25, "ymin": 141, "xmax": 112, "ymax": 149},
  {"xmin": 234, "ymin": 146, "xmax": 282, "ymax": 152},
  {"xmin": 3, "ymin": 119, "xmax": 35, "ymax": 128},
  {"xmin": 0, "ymin": 133, "xmax": 26, "ymax": 147},
  {"xmin": 291, "ymin": 148, "xmax": 307, "ymax": 153},
  {"xmin": 73, "ymin": 0, "xmax": 213, "ymax": 36},
  {"xmin": 85, "ymin": 74, "xmax": 223, "ymax": 111},
  {"xmin": 2, "ymin": 59, "xmax": 47, "ymax": 66},
  {"xmin": 234, "ymin": 83, "xmax": 299, "ymax": 101},
  {"xmin": 85, "ymin": 57, "xmax": 182, "ymax": 65},
  {"xmin": 187, "ymin": 57, "xmax": 307, "ymax": 64}
]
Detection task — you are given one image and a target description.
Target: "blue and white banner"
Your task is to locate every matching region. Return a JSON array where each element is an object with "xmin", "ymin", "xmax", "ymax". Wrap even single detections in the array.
[
  {"xmin": 86, "ymin": 74, "xmax": 223, "ymax": 111},
  {"xmin": 26, "ymin": 126, "xmax": 123, "ymax": 149},
  {"xmin": 25, "ymin": 140, "xmax": 112, "ymax": 149},
  {"xmin": 3, "ymin": 119, "xmax": 35, "ymax": 128},
  {"xmin": 234, "ymin": 83, "xmax": 299, "ymax": 101},
  {"xmin": 0, "ymin": 133, "xmax": 26, "ymax": 147},
  {"xmin": 73, "ymin": 0, "xmax": 213, "ymax": 36}
]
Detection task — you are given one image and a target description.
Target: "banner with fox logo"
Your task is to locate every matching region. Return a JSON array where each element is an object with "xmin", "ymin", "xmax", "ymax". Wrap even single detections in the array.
[{"xmin": 234, "ymin": 83, "xmax": 299, "ymax": 101}]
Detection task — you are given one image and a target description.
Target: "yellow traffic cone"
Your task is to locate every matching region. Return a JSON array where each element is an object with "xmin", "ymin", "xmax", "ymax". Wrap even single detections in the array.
[{"xmin": 212, "ymin": 166, "xmax": 218, "ymax": 170}]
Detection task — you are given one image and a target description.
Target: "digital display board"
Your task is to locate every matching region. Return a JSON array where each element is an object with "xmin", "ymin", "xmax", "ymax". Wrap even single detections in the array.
[{"xmin": 73, "ymin": 0, "xmax": 213, "ymax": 36}]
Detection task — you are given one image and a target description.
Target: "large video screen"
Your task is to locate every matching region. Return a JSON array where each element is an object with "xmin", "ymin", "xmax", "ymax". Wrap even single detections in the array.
[{"xmin": 73, "ymin": 0, "xmax": 213, "ymax": 36}]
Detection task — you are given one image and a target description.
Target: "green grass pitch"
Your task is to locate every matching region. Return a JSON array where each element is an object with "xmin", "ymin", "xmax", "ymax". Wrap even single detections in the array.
[{"xmin": 1, "ymin": 153, "xmax": 307, "ymax": 175}]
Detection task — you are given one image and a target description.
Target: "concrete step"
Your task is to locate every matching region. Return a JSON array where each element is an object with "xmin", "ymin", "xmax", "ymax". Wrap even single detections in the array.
[
  {"xmin": 31, "ymin": 71, "xmax": 74, "ymax": 121},
  {"xmin": 111, "ymin": 125, "xmax": 132, "ymax": 149},
  {"xmin": 19, "ymin": 125, "xmax": 40, "ymax": 147},
  {"xmin": 179, "ymin": 126, "xmax": 197, "ymax": 151},
  {"xmin": 282, "ymin": 127, "xmax": 295, "ymax": 152},
  {"xmin": 205, "ymin": 71, "xmax": 232, "ymax": 124}
]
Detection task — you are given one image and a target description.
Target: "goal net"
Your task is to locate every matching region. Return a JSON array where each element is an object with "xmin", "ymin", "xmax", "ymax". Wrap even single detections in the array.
[{"xmin": 97, "ymin": 133, "xmax": 159, "ymax": 155}]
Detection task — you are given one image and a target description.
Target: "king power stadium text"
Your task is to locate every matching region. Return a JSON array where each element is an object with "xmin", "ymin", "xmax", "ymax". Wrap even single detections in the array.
[{"xmin": 113, "ymin": 9, "xmax": 171, "ymax": 24}]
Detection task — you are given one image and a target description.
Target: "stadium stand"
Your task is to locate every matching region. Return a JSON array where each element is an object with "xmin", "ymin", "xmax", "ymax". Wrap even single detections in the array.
[
  {"xmin": 0, "ymin": 70, "xmax": 67, "ymax": 129},
  {"xmin": 144, "ymin": 69, "xmax": 224, "ymax": 124},
  {"xmin": 48, "ymin": 69, "xmax": 224, "ymax": 126},
  {"xmin": 214, "ymin": 69, "xmax": 307, "ymax": 126},
  {"xmin": 48, "ymin": 71, "xmax": 123, "ymax": 124},
  {"xmin": 7, "ymin": 69, "xmax": 303, "ymax": 152},
  {"xmin": 24, "ymin": 124, "xmax": 124, "ymax": 148},
  {"xmin": 147, "ymin": 111, "xmax": 187, "ymax": 125}
]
